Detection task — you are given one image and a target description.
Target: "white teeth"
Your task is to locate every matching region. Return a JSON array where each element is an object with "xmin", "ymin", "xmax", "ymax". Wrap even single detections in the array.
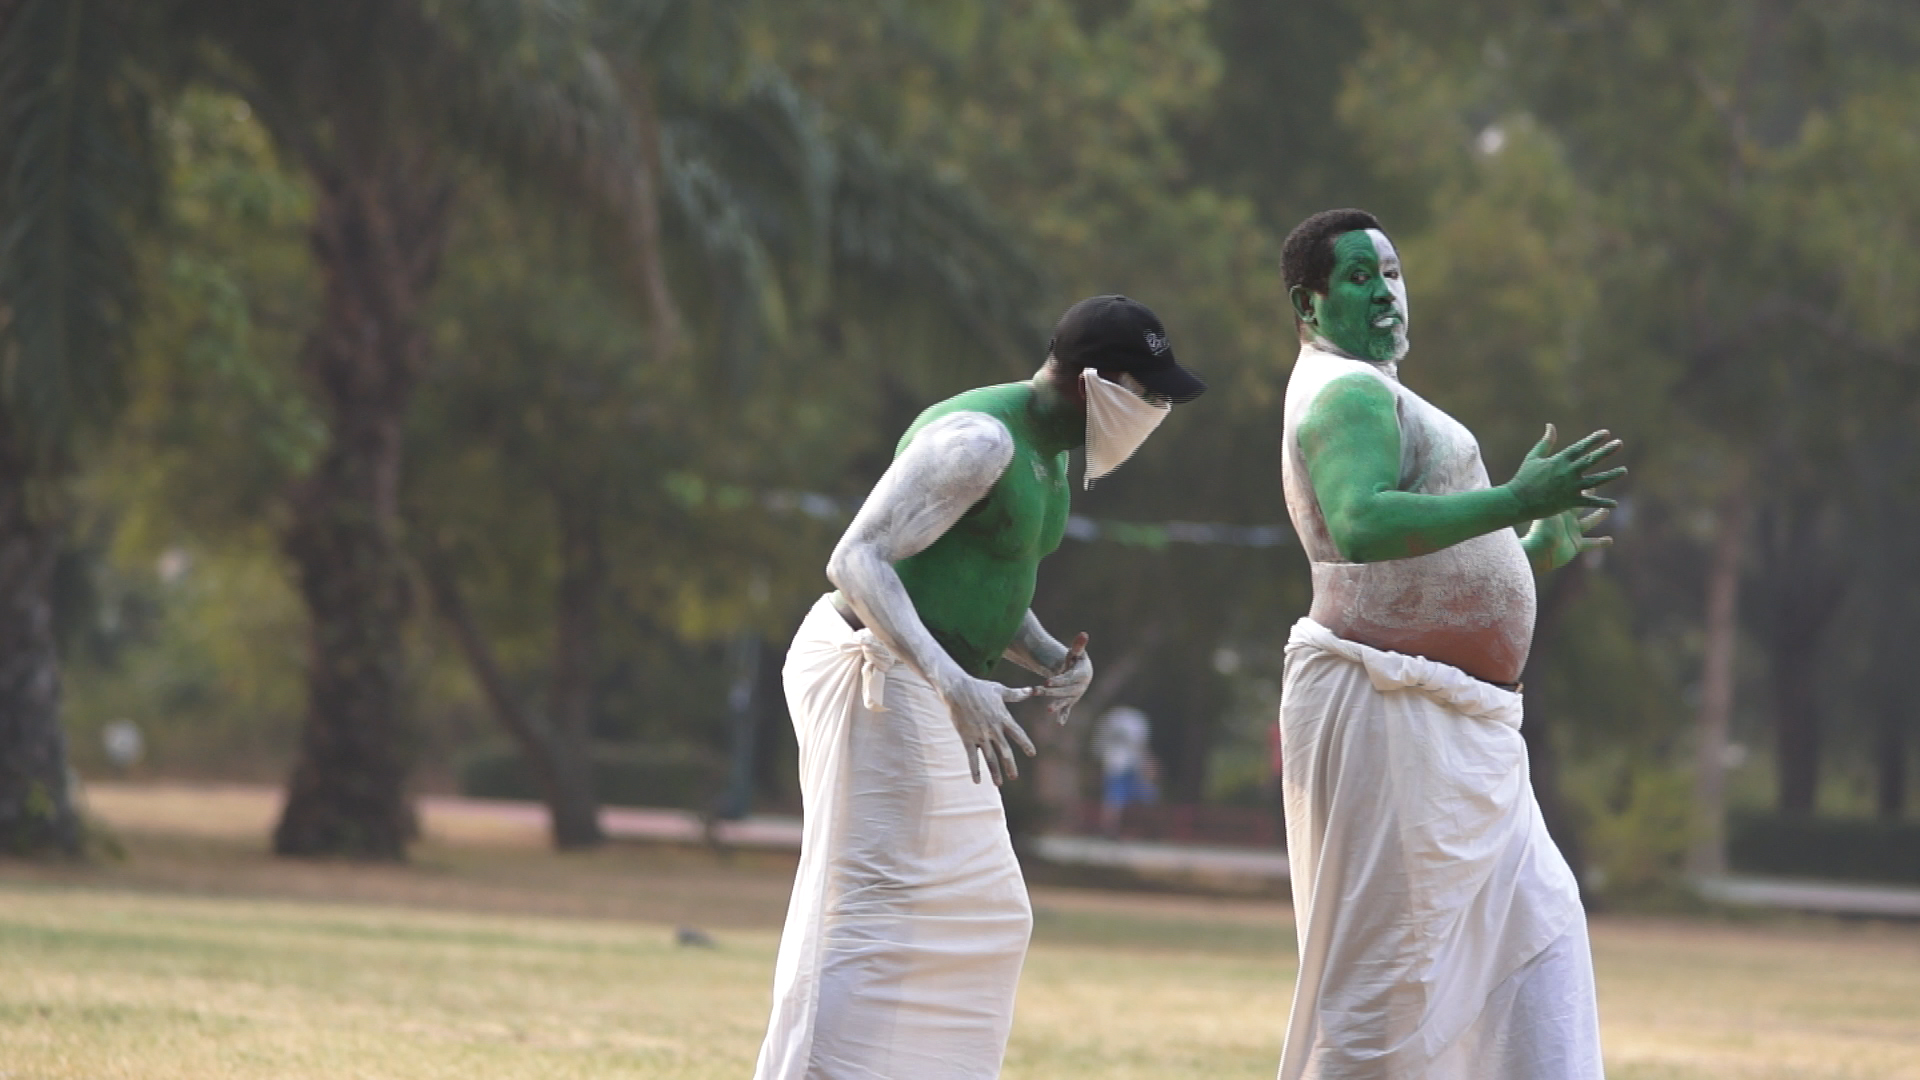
[{"xmin": 1372, "ymin": 315, "xmax": 1398, "ymax": 328}]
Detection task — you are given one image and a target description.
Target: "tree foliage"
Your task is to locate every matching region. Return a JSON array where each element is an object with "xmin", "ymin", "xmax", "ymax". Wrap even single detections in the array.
[{"xmin": 31, "ymin": 1, "xmax": 1920, "ymax": 884}]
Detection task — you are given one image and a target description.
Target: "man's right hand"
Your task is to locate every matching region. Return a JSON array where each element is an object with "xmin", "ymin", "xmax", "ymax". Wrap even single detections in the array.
[
  {"xmin": 942, "ymin": 675, "xmax": 1039, "ymax": 786},
  {"xmin": 1506, "ymin": 424, "xmax": 1626, "ymax": 519}
]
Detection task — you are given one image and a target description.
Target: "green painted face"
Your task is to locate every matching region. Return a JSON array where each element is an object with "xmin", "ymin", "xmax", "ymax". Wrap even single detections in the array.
[{"xmin": 1295, "ymin": 229, "xmax": 1409, "ymax": 365}]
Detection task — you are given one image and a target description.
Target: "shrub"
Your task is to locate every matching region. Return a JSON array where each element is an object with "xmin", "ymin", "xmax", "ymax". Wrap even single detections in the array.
[
  {"xmin": 1728, "ymin": 812, "xmax": 1920, "ymax": 885},
  {"xmin": 455, "ymin": 742, "xmax": 722, "ymax": 812}
]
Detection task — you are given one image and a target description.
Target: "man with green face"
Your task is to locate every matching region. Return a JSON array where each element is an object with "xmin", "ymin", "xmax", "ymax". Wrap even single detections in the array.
[{"xmin": 1274, "ymin": 209, "xmax": 1619, "ymax": 1079}]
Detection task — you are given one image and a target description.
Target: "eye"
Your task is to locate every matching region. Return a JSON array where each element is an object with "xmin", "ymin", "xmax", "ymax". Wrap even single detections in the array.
[
  {"xmin": 1351, "ymin": 270, "xmax": 1371, "ymax": 284},
  {"xmin": 1385, "ymin": 268, "xmax": 1400, "ymax": 280}
]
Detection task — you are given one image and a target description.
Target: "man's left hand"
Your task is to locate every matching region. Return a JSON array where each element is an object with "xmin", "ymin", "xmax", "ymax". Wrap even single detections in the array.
[
  {"xmin": 1525, "ymin": 508, "xmax": 1611, "ymax": 572},
  {"xmin": 1032, "ymin": 632, "xmax": 1092, "ymax": 724}
]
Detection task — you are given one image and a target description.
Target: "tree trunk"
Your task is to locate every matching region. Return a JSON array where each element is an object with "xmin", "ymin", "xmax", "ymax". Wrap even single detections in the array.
[
  {"xmin": 0, "ymin": 433, "xmax": 79, "ymax": 856},
  {"xmin": 273, "ymin": 161, "xmax": 452, "ymax": 859},
  {"xmin": 1771, "ymin": 647, "xmax": 1823, "ymax": 814},
  {"xmin": 416, "ymin": 521, "xmax": 603, "ymax": 851},
  {"xmin": 542, "ymin": 491, "xmax": 606, "ymax": 849},
  {"xmin": 1523, "ymin": 555, "xmax": 1593, "ymax": 907},
  {"xmin": 1876, "ymin": 699, "xmax": 1906, "ymax": 821},
  {"xmin": 716, "ymin": 631, "xmax": 764, "ymax": 821},
  {"xmin": 1756, "ymin": 500, "xmax": 1846, "ymax": 817},
  {"xmin": 1689, "ymin": 487, "xmax": 1750, "ymax": 876}
]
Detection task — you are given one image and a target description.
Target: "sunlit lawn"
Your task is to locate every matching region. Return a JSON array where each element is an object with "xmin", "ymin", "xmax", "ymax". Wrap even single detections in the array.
[{"xmin": 2, "ymin": 783, "xmax": 1917, "ymax": 1079}]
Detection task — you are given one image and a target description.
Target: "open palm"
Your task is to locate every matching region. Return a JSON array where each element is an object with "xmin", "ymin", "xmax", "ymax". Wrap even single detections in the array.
[{"xmin": 1528, "ymin": 508, "xmax": 1612, "ymax": 573}]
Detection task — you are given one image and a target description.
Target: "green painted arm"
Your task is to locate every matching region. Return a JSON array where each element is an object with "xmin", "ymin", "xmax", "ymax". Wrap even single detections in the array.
[{"xmin": 1298, "ymin": 373, "xmax": 1624, "ymax": 565}]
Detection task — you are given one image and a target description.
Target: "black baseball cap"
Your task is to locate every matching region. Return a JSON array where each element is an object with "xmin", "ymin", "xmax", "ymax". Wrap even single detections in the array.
[{"xmin": 1049, "ymin": 295, "xmax": 1206, "ymax": 403}]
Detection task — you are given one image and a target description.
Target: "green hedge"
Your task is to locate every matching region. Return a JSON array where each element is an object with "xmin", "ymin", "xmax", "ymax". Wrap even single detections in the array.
[
  {"xmin": 455, "ymin": 743, "xmax": 721, "ymax": 812},
  {"xmin": 1727, "ymin": 812, "xmax": 1920, "ymax": 885}
]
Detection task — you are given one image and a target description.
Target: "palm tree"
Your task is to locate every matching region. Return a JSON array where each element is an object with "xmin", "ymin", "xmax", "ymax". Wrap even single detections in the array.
[
  {"xmin": 2, "ymin": 0, "xmax": 702, "ymax": 858},
  {"xmin": 409, "ymin": 65, "xmax": 1046, "ymax": 851},
  {"xmin": 2, "ymin": 0, "xmax": 1042, "ymax": 859},
  {"xmin": 0, "ymin": 0, "xmax": 165, "ymax": 855},
  {"xmin": 166, "ymin": 0, "xmax": 710, "ymax": 857}
]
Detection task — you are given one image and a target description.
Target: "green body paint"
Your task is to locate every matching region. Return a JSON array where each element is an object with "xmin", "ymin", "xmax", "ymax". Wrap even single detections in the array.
[
  {"xmin": 1310, "ymin": 230, "xmax": 1408, "ymax": 366},
  {"xmin": 889, "ymin": 383, "xmax": 1072, "ymax": 676},
  {"xmin": 1283, "ymin": 224, "xmax": 1624, "ymax": 682},
  {"xmin": 1292, "ymin": 227, "xmax": 1620, "ymax": 572},
  {"xmin": 1298, "ymin": 373, "xmax": 1531, "ymax": 562}
]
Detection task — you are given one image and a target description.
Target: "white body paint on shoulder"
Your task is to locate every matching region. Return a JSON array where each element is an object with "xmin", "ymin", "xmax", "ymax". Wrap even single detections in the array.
[
  {"xmin": 825, "ymin": 411, "xmax": 1042, "ymax": 784},
  {"xmin": 828, "ymin": 411, "xmax": 1013, "ymax": 695}
]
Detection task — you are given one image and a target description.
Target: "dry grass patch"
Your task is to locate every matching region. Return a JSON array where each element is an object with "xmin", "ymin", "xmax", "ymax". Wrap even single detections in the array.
[{"xmin": 1, "ymin": 781, "xmax": 1915, "ymax": 1079}]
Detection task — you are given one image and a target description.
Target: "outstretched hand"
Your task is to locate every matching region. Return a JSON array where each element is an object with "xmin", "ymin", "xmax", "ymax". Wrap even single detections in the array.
[
  {"xmin": 1030, "ymin": 632, "xmax": 1092, "ymax": 725},
  {"xmin": 1507, "ymin": 424, "xmax": 1627, "ymax": 519},
  {"xmin": 944, "ymin": 675, "xmax": 1039, "ymax": 786},
  {"xmin": 1525, "ymin": 507, "xmax": 1612, "ymax": 573}
]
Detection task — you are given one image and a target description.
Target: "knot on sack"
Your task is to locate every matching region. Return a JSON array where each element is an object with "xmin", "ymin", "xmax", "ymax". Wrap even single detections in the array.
[{"xmin": 840, "ymin": 631, "xmax": 896, "ymax": 711}]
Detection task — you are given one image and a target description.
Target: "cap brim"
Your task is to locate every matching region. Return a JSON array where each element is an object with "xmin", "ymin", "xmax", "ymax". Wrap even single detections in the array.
[{"xmin": 1134, "ymin": 359, "xmax": 1206, "ymax": 403}]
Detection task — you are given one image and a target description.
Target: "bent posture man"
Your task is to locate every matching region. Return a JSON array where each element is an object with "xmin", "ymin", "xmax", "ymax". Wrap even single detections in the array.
[
  {"xmin": 754, "ymin": 295, "xmax": 1203, "ymax": 1080},
  {"xmin": 1275, "ymin": 209, "xmax": 1621, "ymax": 1079}
]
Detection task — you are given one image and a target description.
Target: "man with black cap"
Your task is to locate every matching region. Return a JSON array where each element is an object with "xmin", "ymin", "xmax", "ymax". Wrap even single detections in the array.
[{"xmin": 752, "ymin": 295, "xmax": 1202, "ymax": 1080}]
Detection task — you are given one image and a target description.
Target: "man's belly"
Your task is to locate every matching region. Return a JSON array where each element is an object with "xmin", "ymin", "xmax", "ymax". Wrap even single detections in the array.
[{"xmin": 1306, "ymin": 532, "xmax": 1537, "ymax": 685}]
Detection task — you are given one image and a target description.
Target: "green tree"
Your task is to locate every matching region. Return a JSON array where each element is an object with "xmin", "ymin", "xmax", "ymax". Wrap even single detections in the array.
[
  {"xmin": 164, "ymin": 0, "xmax": 735, "ymax": 857},
  {"xmin": 407, "ymin": 63, "xmax": 1046, "ymax": 847},
  {"xmin": 0, "ymin": 0, "xmax": 167, "ymax": 854},
  {"xmin": 1333, "ymin": 0, "xmax": 1920, "ymax": 888}
]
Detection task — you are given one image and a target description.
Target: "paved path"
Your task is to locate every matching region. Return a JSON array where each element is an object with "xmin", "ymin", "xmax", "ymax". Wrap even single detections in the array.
[
  {"xmin": 1696, "ymin": 875, "xmax": 1920, "ymax": 920},
  {"xmin": 420, "ymin": 794, "xmax": 808, "ymax": 849},
  {"xmin": 416, "ymin": 795, "xmax": 1920, "ymax": 918},
  {"xmin": 424, "ymin": 794, "xmax": 1293, "ymax": 880},
  {"xmin": 1033, "ymin": 834, "xmax": 1290, "ymax": 881}
]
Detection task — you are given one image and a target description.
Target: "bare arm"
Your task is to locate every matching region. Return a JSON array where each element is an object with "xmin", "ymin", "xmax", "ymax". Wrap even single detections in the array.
[
  {"xmin": 826, "ymin": 412, "xmax": 1038, "ymax": 784},
  {"xmin": 1300, "ymin": 374, "xmax": 1625, "ymax": 562},
  {"xmin": 1004, "ymin": 613, "xmax": 1092, "ymax": 723}
]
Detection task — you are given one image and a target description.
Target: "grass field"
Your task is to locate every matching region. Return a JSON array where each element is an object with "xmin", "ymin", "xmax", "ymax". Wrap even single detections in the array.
[{"xmin": 2, "ymin": 783, "xmax": 1918, "ymax": 1079}]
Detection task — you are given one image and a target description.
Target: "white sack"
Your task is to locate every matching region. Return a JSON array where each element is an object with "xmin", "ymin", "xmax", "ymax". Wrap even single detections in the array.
[
  {"xmin": 754, "ymin": 595, "xmax": 1033, "ymax": 1080},
  {"xmin": 1278, "ymin": 617, "xmax": 1600, "ymax": 1080}
]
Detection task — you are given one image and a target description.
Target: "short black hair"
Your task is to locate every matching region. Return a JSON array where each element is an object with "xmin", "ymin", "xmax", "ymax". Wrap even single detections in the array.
[{"xmin": 1281, "ymin": 208, "xmax": 1384, "ymax": 296}]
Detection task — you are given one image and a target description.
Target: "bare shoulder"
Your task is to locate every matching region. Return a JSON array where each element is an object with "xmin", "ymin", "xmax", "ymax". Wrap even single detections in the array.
[
  {"xmin": 1298, "ymin": 371, "xmax": 1398, "ymax": 446},
  {"xmin": 1307, "ymin": 370, "xmax": 1396, "ymax": 416},
  {"xmin": 901, "ymin": 411, "xmax": 1016, "ymax": 482}
]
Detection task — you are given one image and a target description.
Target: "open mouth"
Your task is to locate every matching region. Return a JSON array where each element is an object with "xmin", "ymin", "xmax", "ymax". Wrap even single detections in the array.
[{"xmin": 1372, "ymin": 313, "xmax": 1401, "ymax": 329}]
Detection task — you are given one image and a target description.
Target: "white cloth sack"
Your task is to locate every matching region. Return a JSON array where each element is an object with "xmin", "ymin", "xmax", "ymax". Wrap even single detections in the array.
[
  {"xmin": 1278, "ymin": 618, "xmax": 1601, "ymax": 1080},
  {"xmin": 753, "ymin": 596, "xmax": 1033, "ymax": 1080}
]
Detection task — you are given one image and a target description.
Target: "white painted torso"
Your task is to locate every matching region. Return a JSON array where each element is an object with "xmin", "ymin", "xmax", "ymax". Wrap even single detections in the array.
[{"xmin": 1281, "ymin": 344, "xmax": 1537, "ymax": 680}]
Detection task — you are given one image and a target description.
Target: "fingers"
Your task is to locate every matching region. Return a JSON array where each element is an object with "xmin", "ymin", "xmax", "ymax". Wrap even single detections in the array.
[
  {"xmin": 1007, "ymin": 718, "xmax": 1037, "ymax": 757},
  {"xmin": 1028, "ymin": 682, "xmax": 1083, "ymax": 699},
  {"xmin": 1577, "ymin": 508, "xmax": 1611, "ymax": 531},
  {"xmin": 1579, "ymin": 535, "xmax": 1614, "ymax": 552},
  {"xmin": 1571, "ymin": 438, "xmax": 1623, "ymax": 471},
  {"xmin": 1530, "ymin": 423, "xmax": 1557, "ymax": 458},
  {"xmin": 1054, "ymin": 632, "xmax": 1088, "ymax": 676},
  {"xmin": 967, "ymin": 743, "xmax": 983, "ymax": 785},
  {"xmin": 991, "ymin": 734, "xmax": 1015, "ymax": 784},
  {"xmin": 1577, "ymin": 492, "xmax": 1619, "ymax": 509},
  {"xmin": 1000, "ymin": 684, "xmax": 1037, "ymax": 703},
  {"xmin": 1559, "ymin": 429, "xmax": 1612, "ymax": 461},
  {"xmin": 1578, "ymin": 465, "xmax": 1628, "ymax": 488}
]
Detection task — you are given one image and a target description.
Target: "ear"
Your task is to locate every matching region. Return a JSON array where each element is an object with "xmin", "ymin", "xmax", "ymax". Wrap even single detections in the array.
[{"xmin": 1288, "ymin": 284, "xmax": 1318, "ymax": 326}]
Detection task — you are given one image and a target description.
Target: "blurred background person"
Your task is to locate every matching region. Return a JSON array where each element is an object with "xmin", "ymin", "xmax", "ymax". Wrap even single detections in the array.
[{"xmin": 1094, "ymin": 704, "xmax": 1158, "ymax": 838}]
